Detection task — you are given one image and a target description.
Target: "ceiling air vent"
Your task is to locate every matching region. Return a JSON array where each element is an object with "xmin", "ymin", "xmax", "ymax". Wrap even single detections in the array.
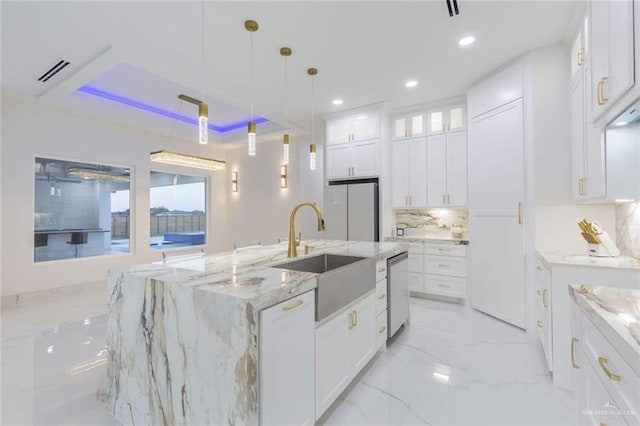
[
  {"xmin": 445, "ymin": 0, "xmax": 460, "ymax": 17},
  {"xmin": 37, "ymin": 60, "xmax": 70, "ymax": 83}
]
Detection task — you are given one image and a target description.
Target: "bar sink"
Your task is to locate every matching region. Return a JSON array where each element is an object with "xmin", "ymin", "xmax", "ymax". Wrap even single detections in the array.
[{"xmin": 272, "ymin": 253, "xmax": 375, "ymax": 321}]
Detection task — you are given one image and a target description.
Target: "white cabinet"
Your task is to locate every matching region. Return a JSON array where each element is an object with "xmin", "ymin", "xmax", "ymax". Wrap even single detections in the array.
[
  {"xmin": 588, "ymin": 0, "xmax": 635, "ymax": 120},
  {"xmin": 408, "ymin": 242, "xmax": 467, "ymax": 300},
  {"xmin": 260, "ymin": 291, "xmax": 315, "ymax": 425},
  {"xmin": 392, "ymin": 113, "xmax": 425, "ymax": 139},
  {"xmin": 468, "ymin": 98, "xmax": 526, "ymax": 329},
  {"xmin": 427, "ymin": 105, "xmax": 466, "ymax": 135},
  {"xmin": 534, "ymin": 259, "xmax": 552, "ymax": 372},
  {"xmin": 327, "ymin": 115, "xmax": 379, "ymax": 145},
  {"xmin": 391, "ymin": 137, "xmax": 427, "ymax": 208},
  {"xmin": 427, "ymin": 131, "xmax": 467, "ymax": 207},
  {"xmin": 325, "ymin": 110, "xmax": 381, "ymax": 180},
  {"xmin": 315, "ymin": 292, "xmax": 376, "ymax": 419},
  {"xmin": 571, "ymin": 17, "xmax": 607, "ymax": 201}
]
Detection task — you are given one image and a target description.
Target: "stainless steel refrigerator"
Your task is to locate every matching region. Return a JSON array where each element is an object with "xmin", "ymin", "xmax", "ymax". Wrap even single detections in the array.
[{"xmin": 323, "ymin": 179, "xmax": 379, "ymax": 242}]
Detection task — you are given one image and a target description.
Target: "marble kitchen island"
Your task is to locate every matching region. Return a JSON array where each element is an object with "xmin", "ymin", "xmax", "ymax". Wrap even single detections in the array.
[{"xmin": 106, "ymin": 239, "xmax": 407, "ymax": 425}]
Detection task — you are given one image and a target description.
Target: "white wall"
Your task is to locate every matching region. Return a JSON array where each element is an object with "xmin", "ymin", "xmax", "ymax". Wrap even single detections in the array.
[
  {"xmin": 224, "ymin": 135, "xmax": 324, "ymax": 249},
  {"xmin": 1, "ymin": 96, "xmax": 229, "ymax": 297},
  {"xmin": 530, "ymin": 44, "xmax": 616, "ymax": 253}
]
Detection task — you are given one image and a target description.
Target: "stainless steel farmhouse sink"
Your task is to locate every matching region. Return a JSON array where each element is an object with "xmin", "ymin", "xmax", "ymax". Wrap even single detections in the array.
[{"xmin": 272, "ymin": 254, "xmax": 375, "ymax": 321}]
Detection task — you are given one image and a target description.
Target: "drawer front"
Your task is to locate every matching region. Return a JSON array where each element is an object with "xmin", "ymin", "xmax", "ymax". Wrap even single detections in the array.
[
  {"xmin": 375, "ymin": 279, "xmax": 387, "ymax": 316},
  {"xmin": 424, "ymin": 275, "xmax": 466, "ymax": 298},
  {"xmin": 534, "ymin": 297, "xmax": 552, "ymax": 371},
  {"xmin": 582, "ymin": 356, "xmax": 630, "ymax": 426},
  {"xmin": 425, "ymin": 256, "xmax": 466, "ymax": 277},
  {"xmin": 425, "ymin": 244, "xmax": 466, "ymax": 257},
  {"xmin": 583, "ymin": 318, "xmax": 640, "ymax": 424},
  {"xmin": 408, "ymin": 253, "xmax": 424, "ymax": 273},
  {"xmin": 409, "ymin": 272, "xmax": 424, "ymax": 292},
  {"xmin": 408, "ymin": 242, "xmax": 424, "ymax": 254},
  {"xmin": 376, "ymin": 260, "xmax": 387, "ymax": 282},
  {"xmin": 376, "ymin": 310, "xmax": 387, "ymax": 349}
]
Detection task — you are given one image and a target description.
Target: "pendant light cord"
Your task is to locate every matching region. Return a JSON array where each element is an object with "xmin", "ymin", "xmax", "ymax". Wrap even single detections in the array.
[
  {"xmin": 201, "ymin": 0, "xmax": 205, "ymax": 100},
  {"xmin": 250, "ymin": 32, "xmax": 254, "ymax": 121},
  {"xmin": 311, "ymin": 75, "xmax": 315, "ymax": 143},
  {"xmin": 284, "ymin": 56, "xmax": 288, "ymax": 133}
]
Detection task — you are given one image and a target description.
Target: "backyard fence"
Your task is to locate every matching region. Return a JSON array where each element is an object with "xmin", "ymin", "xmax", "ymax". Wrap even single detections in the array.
[{"xmin": 111, "ymin": 214, "xmax": 206, "ymax": 239}]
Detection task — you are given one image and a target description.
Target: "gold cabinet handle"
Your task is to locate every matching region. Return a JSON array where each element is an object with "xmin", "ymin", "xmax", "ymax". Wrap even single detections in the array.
[
  {"xmin": 536, "ymin": 265, "xmax": 543, "ymax": 271},
  {"xmin": 378, "ymin": 267, "xmax": 386, "ymax": 273},
  {"xmin": 447, "ymin": 194, "xmax": 450, "ymax": 205},
  {"xmin": 578, "ymin": 178, "xmax": 582, "ymax": 196},
  {"xmin": 353, "ymin": 310, "xmax": 358, "ymax": 327},
  {"xmin": 442, "ymin": 194, "xmax": 446, "ymax": 205},
  {"xmin": 378, "ymin": 326, "xmax": 386, "ymax": 334},
  {"xmin": 378, "ymin": 293, "xmax": 386, "ymax": 300},
  {"xmin": 536, "ymin": 289, "xmax": 548, "ymax": 308},
  {"xmin": 437, "ymin": 264, "xmax": 450, "ymax": 268},
  {"xmin": 518, "ymin": 202, "xmax": 523, "ymax": 225},
  {"xmin": 601, "ymin": 76, "xmax": 609, "ymax": 103},
  {"xmin": 348, "ymin": 311, "xmax": 355, "ymax": 330},
  {"xmin": 438, "ymin": 283, "xmax": 450, "ymax": 288},
  {"xmin": 598, "ymin": 357, "xmax": 621, "ymax": 382},
  {"xmin": 537, "ymin": 320, "xmax": 544, "ymax": 328},
  {"xmin": 577, "ymin": 48, "xmax": 584, "ymax": 66},
  {"xmin": 282, "ymin": 299, "xmax": 303, "ymax": 312},
  {"xmin": 597, "ymin": 80, "xmax": 603, "ymax": 105},
  {"xmin": 409, "ymin": 195, "xmax": 412, "ymax": 206},
  {"xmin": 571, "ymin": 338, "xmax": 580, "ymax": 369}
]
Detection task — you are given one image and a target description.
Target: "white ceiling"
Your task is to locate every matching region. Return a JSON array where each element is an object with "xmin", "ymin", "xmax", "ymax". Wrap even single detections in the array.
[{"xmin": 1, "ymin": 1, "xmax": 578, "ymax": 147}]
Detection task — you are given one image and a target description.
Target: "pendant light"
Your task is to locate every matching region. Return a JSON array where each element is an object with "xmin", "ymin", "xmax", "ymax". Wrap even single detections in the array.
[
  {"xmin": 308, "ymin": 68, "xmax": 318, "ymax": 170},
  {"xmin": 245, "ymin": 20, "xmax": 259, "ymax": 156},
  {"xmin": 281, "ymin": 47, "xmax": 292, "ymax": 165}
]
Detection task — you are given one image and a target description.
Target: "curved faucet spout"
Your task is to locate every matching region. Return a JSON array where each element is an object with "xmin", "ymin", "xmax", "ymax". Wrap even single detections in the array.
[{"xmin": 288, "ymin": 202, "xmax": 326, "ymax": 258}]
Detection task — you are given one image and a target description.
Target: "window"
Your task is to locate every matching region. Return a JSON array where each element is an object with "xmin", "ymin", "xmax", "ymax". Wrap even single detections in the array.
[
  {"xmin": 34, "ymin": 158, "xmax": 130, "ymax": 262},
  {"xmin": 149, "ymin": 171, "xmax": 206, "ymax": 249}
]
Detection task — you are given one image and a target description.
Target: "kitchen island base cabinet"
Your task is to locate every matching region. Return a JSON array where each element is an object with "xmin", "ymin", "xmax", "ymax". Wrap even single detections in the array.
[
  {"xmin": 260, "ymin": 291, "xmax": 315, "ymax": 426},
  {"xmin": 315, "ymin": 292, "xmax": 376, "ymax": 420}
]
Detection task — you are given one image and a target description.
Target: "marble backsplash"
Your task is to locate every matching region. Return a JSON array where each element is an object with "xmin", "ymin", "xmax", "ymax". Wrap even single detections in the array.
[
  {"xmin": 616, "ymin": 201, "xmax": 640, "ymax": 259},
  {"xmin": 394, "ymin": 208, "xmax": 469, "ymax": 239}
]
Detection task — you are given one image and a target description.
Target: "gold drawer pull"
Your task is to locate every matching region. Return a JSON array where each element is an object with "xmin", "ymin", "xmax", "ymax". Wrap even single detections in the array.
[
  {"xmin": 437, "ymin": 264, "xmax": 450, "ymax": 268},
  {"xmin": 536, "ymin": 265, "xmax": 543, "ymax": 271},
  {"xmin": 536, "ymin": 289, "xmax": 548, "ymax": 308},
  {"xmin": 571, "ymin": 338, "xmax": 580, "ymax": 369},
  {"xmin": 438, "ymin": 283, "xmax": 450, "ymax": 288},
  {"xmin": 378, "ymin": 267, "xmax": 386, "ymax": 273},
  {"xmin": 537, "ymin": 320, "xmax": 544, "ymax": 328},
  {"xmin": 598, "ymin": 357, "xmax": 621, "ymax": 382},
  {"xmin": 348, "ymin": 311, "xmax": 355, "ymax": 330},
  {"xmin": 378, "ymin": 293, "xmax": 386, "ymax": 300},
  {"xmin": 282, "ymin": 299, "xmax": 303, "ymax": 312},
  {"xmin": 378, "ymin": 326, "xmax": 386, "ymax": 334}
]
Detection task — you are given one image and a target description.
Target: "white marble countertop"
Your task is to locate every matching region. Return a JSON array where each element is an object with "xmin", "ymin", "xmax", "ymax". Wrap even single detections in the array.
[
  {"xmin": 538, "ymin": 251, "xmax": 640, "ymax": 270},
  {"xmin": 386, "ymin": 236, "xmax": 469, "ymax": 245},
  {"xmin": 569, "ymin": 284, "xmax": 640, "ymax": 376},
  {"xmin": 110, "ymin": 239, "xmax": 408, "ymax": 311}
]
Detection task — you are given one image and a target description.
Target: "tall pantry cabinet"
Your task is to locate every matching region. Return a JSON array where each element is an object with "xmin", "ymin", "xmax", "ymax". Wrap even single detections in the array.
[{"xmin": 467, "ymin": 62, "xmax": 527, "ymax": 329}]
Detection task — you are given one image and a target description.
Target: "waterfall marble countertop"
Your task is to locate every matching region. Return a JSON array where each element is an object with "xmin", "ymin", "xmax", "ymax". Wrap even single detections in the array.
[
  {"xmin": 569, "ymin": 284, "xmax": 640, "ymax": 376},
  {"xmin": 538, "ymin": 251, "xmax": 640, "ymax": 270},
  {"xmin": 386, "ymin": 236, "xmax": 469, "ymax": 245},
  {"xmin": 109, "ymin": 239, "xmax": 408, "ymax": 311}
]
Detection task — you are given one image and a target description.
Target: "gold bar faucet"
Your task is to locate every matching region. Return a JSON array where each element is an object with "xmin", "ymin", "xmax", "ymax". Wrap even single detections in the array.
[{"xmin": 288, "ymin": 202, "xmax": 326, "ymax": 258}]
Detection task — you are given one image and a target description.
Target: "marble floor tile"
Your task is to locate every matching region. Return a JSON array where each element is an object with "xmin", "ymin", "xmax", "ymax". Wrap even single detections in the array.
[{"xmin": 1, "ymin": 283, "xmax": 575, "ymax": 425}]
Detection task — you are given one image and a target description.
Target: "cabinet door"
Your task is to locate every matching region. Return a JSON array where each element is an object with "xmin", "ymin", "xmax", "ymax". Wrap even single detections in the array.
[
  {"xmin": 326, "ymin": 144, "xmax": 351, "ymax": 180},
  {"xmin": 606, "ymin": 0, "xmax": 635, "ymax": 107},
  {"xmin": 353, "ymin": 115, "xmax": 379, "ymax": 141},
  {"xmin": 351, "ymin": 140, "xmax": 379, "ymax": 177},
  {"xmin": 468, "ymin": 99, "xmax": 524, "ymax": 211},
  {"xmin": 584, "ymin": 124, "xmax": 606, "ymax": 199},
  {"xmin": 260, "ymin": 291, "xmax": 315, "ymax": 426},
  {"xmin": 407, "ymin": 137, "xmax": 427, "ymax": 207},
  {"xmin": 393, "ymin": 117, "xmax": 408, "ymax": 140},
  {"xmin": 391, "ymin": 141, "xmax": 408, "ymax": 208},
  {"xmin": 588, "ymin": 0, "xmax": 609, "ymax": 118},
  {"xmin": 447, "ymin": 106, "xmax": 466, "ymax": 132},
  {"xmin": 570, "ymin": 70, "xmax": 586, "ymax": 201},
  {"xmin": 570, "ymin": 27, "xmax": 584, "ymax": 80},
  {"xmin": 315, "ymin": 310, "xmax": 350, "ymax": 419},
  {"xmin": 327, "ymin": 119, "xmax": 352, "ymax": 145},
  {"xmin": 409, "ymin": 113, "xmax": 425, "ymax": 137},
  {"xmin": 348, "ymin": 293, "xmax": 376, "ymax": 374},
  {"xmin": 427, "ymin": 109, "xmax": 446, "ymax": 135},
  {"xmin": 446, "ymin": 131, "xmax": 467, "ymax": 206},
  {"xmin": 427, "ymin": 134, "xmax": 447, "ymax": 207}
]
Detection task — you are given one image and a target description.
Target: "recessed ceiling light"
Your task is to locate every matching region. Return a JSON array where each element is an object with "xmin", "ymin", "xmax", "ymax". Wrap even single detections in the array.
[
  {"xmin": 614, "ymin": 121, "xmax": 628, "ymax": 126},
  {"xmin": 459, "ymin": 36, "xmax": 476, "ymax": 46},
  {"xmin": 405, "ymin": 80, "xmax": 418, "ymax": 88},
  {"xmin": 332, "ymin": 99, "xmax": 343, "ymax": 105}
]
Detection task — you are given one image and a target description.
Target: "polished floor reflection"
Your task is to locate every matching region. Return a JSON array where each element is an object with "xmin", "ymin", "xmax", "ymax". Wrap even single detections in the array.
[{"xmin": 1, "ymin": 283, "xmax": 574, "ymax": 425}]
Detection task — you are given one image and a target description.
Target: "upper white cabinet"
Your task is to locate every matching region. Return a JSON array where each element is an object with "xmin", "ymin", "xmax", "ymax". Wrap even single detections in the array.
[
  {"xmin": 391, "ymin": 137, "xmax": 427, "ymax": 208},
  {"xmin": 468, "ymin": 62, "xmax": 524, "ymax": 118},
  {"xmin": 427, "ymin": 131, "xmax": 467, "ymax": 207},
  {"xmin": 260, "ymin": 291, "xmax": 315, "ymax": 425},
  {"xmin": 325, "ymin": 108, "xmax": 383, "ymax": 180},
  {"xmin": 570, "ymin": 16, "xmax": 608, "ymax": 201},
  {"xmin": 392, "ymin": 113, "xmax": 425, "ymax": 139},
  {"xmin": 327, "ymin": 115, "xmax": 379, "ymax": 145},
  {"xmin": 588, "ymin": 0, "xmax": 635, "ymax": 121},
  {"xmin": 427, "ymin": 105, "xmax": 466, "ymax": 135}
]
